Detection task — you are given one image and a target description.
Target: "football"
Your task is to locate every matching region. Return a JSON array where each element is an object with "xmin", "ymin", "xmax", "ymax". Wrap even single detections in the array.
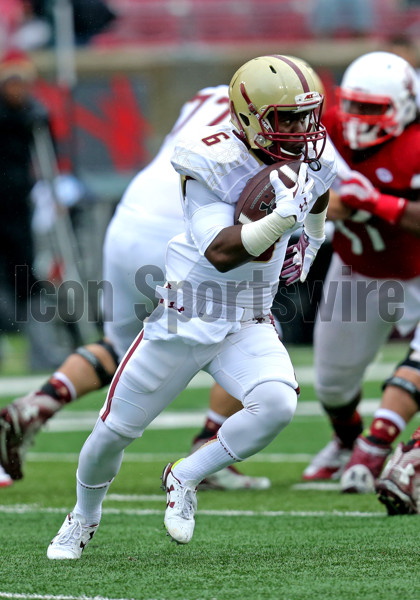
[{"xmin": 234, "ymin": 160, "xmax": 302, "ymax": 224}]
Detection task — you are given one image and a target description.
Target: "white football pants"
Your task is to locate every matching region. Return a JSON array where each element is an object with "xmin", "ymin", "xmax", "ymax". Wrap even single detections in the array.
[
  {"xmin": 314, "ymin": 254, "xmax": 420, "ymax": 408},
  {"xmin": 77, "ymin": 319, "xmax": 298, "ymax": 486}
]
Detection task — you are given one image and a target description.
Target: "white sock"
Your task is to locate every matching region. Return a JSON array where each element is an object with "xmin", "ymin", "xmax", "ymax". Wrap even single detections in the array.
[
  {"xmin": 374, "ymin": 408, "xmax": 406, "ymax": 432},
  {"xmin": 74, "ymin": 470, "xmax": 112, "ymax": 525},
  {"xmin": 206, "ymin": 409, "xmax": 227, "ymax": 426},
  {"xmin": 173, "ymin": 435, "xmax": 239, "ymax": 487},
  {"xmin": 53, "ymin": 371, "xmax": 77, "ymax": 401}
]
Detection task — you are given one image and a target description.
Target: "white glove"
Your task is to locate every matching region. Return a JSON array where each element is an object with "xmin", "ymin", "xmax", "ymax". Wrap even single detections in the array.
[
  {"xmin": 271, "ymin": 163, "xmax": 314, "ymax": 224},
  {"xmin": 281, "ymin": 230, "xmax": 325, "ymax": 284}
]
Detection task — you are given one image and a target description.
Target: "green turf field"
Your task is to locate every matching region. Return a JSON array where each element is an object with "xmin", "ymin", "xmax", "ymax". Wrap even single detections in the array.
[{"xmin": 0, "ymin": 339, "xmax": 419, "ymax": 600}]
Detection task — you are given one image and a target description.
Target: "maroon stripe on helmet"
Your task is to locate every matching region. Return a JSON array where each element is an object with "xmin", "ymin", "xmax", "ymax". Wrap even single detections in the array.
[
  {"xmin": 240, "ymin": 82, "xmax": 258, "ymax": 115},
  {"xmin": 268, "ymin": 55, "xmax": 310, "ymax": 92}
]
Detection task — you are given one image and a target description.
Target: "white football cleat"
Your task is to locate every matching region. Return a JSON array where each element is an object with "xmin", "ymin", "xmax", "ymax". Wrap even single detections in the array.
[
  {"xmin": 47, "ymin": 512, "xmax": 98, "ymax": 559},
  {"xmin": 376, "ymin": 442, "xmax": 420, "ymax": 515},
  {"xmin": 340, "ymin": 436, "xmax": 391, "ymax": 494},
  {"xmin": 302, "ymin": 438, "xmax": 352, "ymax": 481},
  {"xmin": 0, "ymin": 392, "xmax": 61, "ymax": 480},
  {"xmin": 340, "ymin": 464, "xmax": 375, "ymax": 494},
  {"xmin": 200, "ymin": 465, "xmax": 271, "ymax": 490},
  {"xmin": 0, "ymin": 464, "xmax": 13, "ymax": 488},
  {"xmin": 161, "ymin": 462, "xmax": 197, "ymax": 544}
]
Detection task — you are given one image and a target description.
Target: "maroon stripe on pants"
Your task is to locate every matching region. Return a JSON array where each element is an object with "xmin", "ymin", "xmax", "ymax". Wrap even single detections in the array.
[{"xmin": 101, "ymin": 329, "xmax": 145, "ymax": 422}]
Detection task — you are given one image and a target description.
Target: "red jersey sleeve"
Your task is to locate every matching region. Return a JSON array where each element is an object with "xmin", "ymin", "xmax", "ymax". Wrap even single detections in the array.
[{"xmin": 326, "ymin": 110, "xmax": 420, "ymax": 279}]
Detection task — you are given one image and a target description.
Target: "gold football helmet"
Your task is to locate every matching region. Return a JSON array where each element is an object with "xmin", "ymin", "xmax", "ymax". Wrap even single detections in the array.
[
  {"xmin": 229, "ymin": 55, "xmax": 326, "ymax": 163},
  {"xmin": 283, "ymin": 55, "xmax": 326, "ymax": 98}
]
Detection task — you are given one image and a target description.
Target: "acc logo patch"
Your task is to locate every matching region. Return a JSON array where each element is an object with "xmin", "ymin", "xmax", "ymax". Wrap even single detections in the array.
[{"xmin": 375, "ymin": 168, "xmax": 393, "ymax": 183}]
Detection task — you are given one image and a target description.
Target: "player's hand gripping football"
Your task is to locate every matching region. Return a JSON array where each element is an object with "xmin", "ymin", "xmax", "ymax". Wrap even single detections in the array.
[
  {"xmin": 270, "ymin": 163, "xmax": 314, "ymax": 224},
  {"xmin": 281, "ymin": 230, "xmax": 324, "ymax": 285}
]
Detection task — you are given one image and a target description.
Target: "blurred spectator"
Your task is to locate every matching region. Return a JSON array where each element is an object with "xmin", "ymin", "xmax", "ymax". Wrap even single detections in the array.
[
  {"xmin": 311, "ymin": 0, "xmax": 374, "ymax": 38},
  {"xmin": 28, "ymin": 0, "xmax": 116, "ymax": 47},
  {"xmin": 70, "ymin": 0, "xmax": 116, "ymax": 45},
  {"xmin": 2, "ymin": 1, "xmax": 116, "ymax": 50},
  {"xmin": 0, "ymin": 0, "xmax": 26, "ymax": 50},
  {"xmin": 0, "ymin": 49, "xmax": 66, "ymax": 369},
  {"xmin": 8, "ymin": 1, "xmax": 52, "ymax": 50}
]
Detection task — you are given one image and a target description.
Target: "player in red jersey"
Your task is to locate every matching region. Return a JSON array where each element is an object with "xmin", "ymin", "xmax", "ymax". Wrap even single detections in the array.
[{"xmin": 302, "ymin": 51, "xmax": 420, "ymax": 495}]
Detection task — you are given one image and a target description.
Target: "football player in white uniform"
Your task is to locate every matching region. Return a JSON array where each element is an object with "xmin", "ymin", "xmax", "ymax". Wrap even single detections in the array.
[
  {"xmin": 47, "ymin": 55, "xmax": 337, "ymax": 558},
  {"xmin": 0, "ymin": 84, "xmax": 270, "ymax": 491}
]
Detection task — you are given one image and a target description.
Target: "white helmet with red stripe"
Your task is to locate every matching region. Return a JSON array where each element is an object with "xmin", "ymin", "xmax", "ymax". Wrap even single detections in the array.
[
  {"xmin": 338, "ymin": 51, "xmax": 419, "ymax": 150},
  {"xmin": 229, "ymin": 55, "xmax": 326, "ymax": 163}
]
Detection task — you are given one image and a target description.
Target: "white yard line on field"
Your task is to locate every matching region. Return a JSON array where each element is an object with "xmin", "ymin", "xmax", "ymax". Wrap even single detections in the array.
[
  {"xmin": 0, "ymin": 504, "xmax": 384, "ymax": 518},
  {"xmin": 25, "ymin": 451, "xmax": 315, "ymax": 463},
  {"xmin": 41, "ymin": 400, "xmax": 420, "ymax": 433},
  {"xmin": 292, "ymin": 482, "xmax": 342, "ymax": 491},
  {"xmin": 106, "ymin": 485, "xmax": 342, "ymax": 501},
  {"xmin": 0, "ymin": 361, "xmax": 398, "ymax": 397},
  {"xmin": 107, "ymin": 494, "xmax": 163, "ymax": 502},
  {"xmin": 36, "ymin": 400, "xmax": 388, "ymax": 432},
  {"xmin": 0, "ymin": 594, "xmax": 142, "ymax": 600}
]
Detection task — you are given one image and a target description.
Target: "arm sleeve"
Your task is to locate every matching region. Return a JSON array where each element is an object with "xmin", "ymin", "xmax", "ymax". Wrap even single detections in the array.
[{"xmin": 185, "ymin": 179, "xmax": 235, "ymax": 256}]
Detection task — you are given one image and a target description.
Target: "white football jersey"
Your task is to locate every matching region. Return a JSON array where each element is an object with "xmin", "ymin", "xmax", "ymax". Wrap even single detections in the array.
[
  {"xmin": 142, "ymin": 127, "xmax": 337, "ymax": 344},
  {"xmin": 117, "ymin": 85, "xmax": 230, "ymax": 222},
  {"xmin": 102, "ymin": 86, "xmax": 231, "ymax": 358}
]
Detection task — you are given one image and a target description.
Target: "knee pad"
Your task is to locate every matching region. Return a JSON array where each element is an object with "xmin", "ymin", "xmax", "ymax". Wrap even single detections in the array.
[
  {"xmin": 222, "ymin": 381, "xmax": 297, "ymax": 460},
  {"xmin": 382, "ymin": 349, "xmax": 420, "ymax": 410},
  {"xmin": 75, "ymin": 339, "xmax": 119, "ymax": 387},
  {"xmin": 315, "ymin": 378, "xmax": 362, "ymax": 411},
  {"xmin": 244, "ymin": 381, "xmax": 297, "ymax": 430}
]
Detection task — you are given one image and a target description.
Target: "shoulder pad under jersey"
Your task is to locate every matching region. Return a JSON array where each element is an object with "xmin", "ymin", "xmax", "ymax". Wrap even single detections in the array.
[
  {"xmin": 171, "ymin": 125, "xmax": 258, "ymax": 203},
  {"xmin": 309, "ymin": 137, "xmax": 338, "ymax": 198}
]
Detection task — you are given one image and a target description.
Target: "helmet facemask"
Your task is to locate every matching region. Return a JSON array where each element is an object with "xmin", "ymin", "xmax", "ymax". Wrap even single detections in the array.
[
  {"xmin": 253, "ymin": 101, "xmax": 326, "ymax": 162},
  {"xmin": 337, "ymin": 89, "xmax": 403, "ymax": 149}
]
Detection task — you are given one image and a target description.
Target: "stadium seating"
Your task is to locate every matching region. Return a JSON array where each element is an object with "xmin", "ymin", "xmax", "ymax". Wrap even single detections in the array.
[
  {"xmin": 92, "ymin": 0, "xmax": 401, "ymax": 48},
  {"xmin": 3, "ymin": 0, "xmax": 418, "ymax": 50}
]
